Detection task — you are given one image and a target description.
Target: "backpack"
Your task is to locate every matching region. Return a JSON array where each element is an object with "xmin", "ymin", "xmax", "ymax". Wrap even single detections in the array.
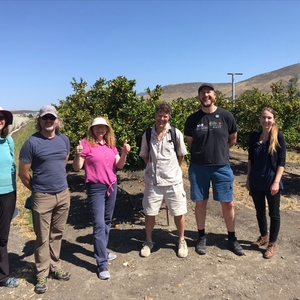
[{"xmin": 146, "ymin": 125, "xmax": 178, "ymax": 157}]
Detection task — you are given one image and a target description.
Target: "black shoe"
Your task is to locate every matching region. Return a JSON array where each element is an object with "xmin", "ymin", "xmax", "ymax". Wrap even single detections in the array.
[
  {"xmin": 195, "ymin": 236, "xmax": 206, "ymax": 255},
  {"xmin": 228, "ymin": 239, "xmax": 244, "ymax": 256}
]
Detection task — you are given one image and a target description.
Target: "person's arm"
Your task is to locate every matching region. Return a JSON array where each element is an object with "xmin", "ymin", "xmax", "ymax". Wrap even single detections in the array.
[
  {"xmin": 228, "ymin": 132, "xmax": 237, "ymax": 148},
  {"xmin": 270, "ymin": 166, "xmax": 284, "ymax": 196},
  {"xmin": 185, "ymin": 136, "xmax": 193, "ymax": 148},
  {"xmin": 177, "ymin": 155, "xmax": 185, "ymax": 166},
  {"xmin": 246, "ymin": 160, "xmax": 251, "ymax": 192},
  {"xmin": 270, "ymin": 133, "xmax": 286, "ymax": 195},
  {"xmin": 65, "ymin": 154, "xmax": 70, "ymax": 166},
  {"xmin": 116, "ymin": 140, "xmax": 131, "ymax": 169},
  {"xmin": 18, "ymin": 161, "xmax": 32, "ymax": 191},
  {"xmin": 72, "ymin": 140, "xmax": 85, "ymax": 171}
]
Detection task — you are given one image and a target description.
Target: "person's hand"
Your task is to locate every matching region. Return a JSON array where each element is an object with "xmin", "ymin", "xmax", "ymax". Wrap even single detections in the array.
[
  {"xmin": 75, "ymin": 140, "xmax": 83, "ymax": 157},
  {"xmin": 246, "ymin": 177, "xmax": 252, "ymax": 196},
  {"xmin": 122, "ymin": 139, "xmax": 131, "ymax": 154},
  {"xmin": 246, "ymin": 177, "xmax": 250, "ymax": 191},
  {"xmin": 270, "ymin": 181, "xmax": 279, "ymax": 195}
]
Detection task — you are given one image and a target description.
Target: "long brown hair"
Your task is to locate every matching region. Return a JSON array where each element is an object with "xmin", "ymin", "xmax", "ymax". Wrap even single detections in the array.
[
  {"xmin": 261, "ymin": 107, "xmax": 280, "ymax": 154},
  {"xmin": 86, "ymin": 116, "xmax": 116, "ymax": 148}
]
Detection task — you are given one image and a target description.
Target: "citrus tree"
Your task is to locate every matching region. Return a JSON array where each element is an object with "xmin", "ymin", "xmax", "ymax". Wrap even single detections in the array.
[
  {"xmin": 57, "ymin": 76, "xmax": 162, "ymax": 171},
  {"xmin": 57, "ymin": 77, "xmax": 300, "ymax": 172}
]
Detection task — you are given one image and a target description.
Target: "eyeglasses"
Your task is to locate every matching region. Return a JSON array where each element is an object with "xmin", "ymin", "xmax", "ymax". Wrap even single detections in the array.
[
  {"xmin": 0, "ymin": 116, "xmax": 5, "ymax": 121},
  {"xmin": 41, "ymin": 115, "xmax": 56, "ymax": 121}
]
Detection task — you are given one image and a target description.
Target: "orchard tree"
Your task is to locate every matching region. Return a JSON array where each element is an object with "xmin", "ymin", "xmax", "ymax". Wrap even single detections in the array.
[{"xmin": 57, "ymin": 76, "xmax": 163, "ymax": 171}]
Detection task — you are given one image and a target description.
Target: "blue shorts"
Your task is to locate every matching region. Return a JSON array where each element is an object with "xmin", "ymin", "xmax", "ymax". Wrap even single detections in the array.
[{"xmin": 189, "ymin": 163, "xmax": 233, "ymax": 202}]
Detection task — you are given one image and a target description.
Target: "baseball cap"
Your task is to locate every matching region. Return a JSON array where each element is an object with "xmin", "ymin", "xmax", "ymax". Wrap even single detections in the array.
[
  {"xmin": 0, "ymin": 106, "xmax": 13, "ymax": 125},
  {"xmin": 39, "ymin": 105, "xmax": 58, "ymax": 117},
  {"xmin": 91, "ymin": 117, "xmax": 108, "ymax": 127},
  {"xmin": 198, "ymin": 83, "xmax": 215, "ymax": 93}
]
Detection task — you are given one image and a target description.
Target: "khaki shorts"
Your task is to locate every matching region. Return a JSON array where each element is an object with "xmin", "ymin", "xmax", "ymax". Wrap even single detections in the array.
[{"xmin": 142, "ymin": 183, "xmax": 187, "ymax": 216}]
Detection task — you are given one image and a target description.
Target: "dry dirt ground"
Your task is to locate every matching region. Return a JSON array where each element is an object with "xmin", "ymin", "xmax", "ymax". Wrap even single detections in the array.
[{"xmin": 1, "ymin": 151, "xmax": 300, "ymax": 300}]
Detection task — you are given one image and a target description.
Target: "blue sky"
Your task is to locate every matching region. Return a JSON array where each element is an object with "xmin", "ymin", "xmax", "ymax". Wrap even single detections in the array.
[{"xmin": 1, "ymin": 1, "xmax": 299, "ymax": 110}]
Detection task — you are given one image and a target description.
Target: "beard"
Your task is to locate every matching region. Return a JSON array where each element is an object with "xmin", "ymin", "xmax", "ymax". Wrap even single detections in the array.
[
  {"xmin": 42, "ymin": 124, "xmax": 57, "ymax": 132},
  {"xmin": 201, "ymin": 100, "xmax": 213, "ymax": 107}
]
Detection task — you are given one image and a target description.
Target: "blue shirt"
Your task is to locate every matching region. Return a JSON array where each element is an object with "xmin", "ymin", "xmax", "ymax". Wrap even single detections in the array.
[
  {"xmin": 19, "ymin": 132, "xmax": 70, "ymax": 193},
  {"xmin": 0, "ymin": 136, "xmax": 16, "ymax": 194}
]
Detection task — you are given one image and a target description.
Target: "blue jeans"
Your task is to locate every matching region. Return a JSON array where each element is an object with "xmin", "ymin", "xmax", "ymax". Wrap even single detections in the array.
[{"xmin": 86, "ymin": 181, "xmax": 117, "ymax": 269}]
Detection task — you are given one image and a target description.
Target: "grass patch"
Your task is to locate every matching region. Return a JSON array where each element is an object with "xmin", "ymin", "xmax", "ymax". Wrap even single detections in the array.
[{"xmin": 11, "ymin": 121, "xmax": 36, "ymax": 238}]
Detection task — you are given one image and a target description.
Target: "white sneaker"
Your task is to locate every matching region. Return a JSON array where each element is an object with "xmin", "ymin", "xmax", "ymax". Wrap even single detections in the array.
[
  {"xmin": 178, "ymin": 239, "xmax": 188, "ymax": 258},
  {"xmin": 140, "ymin": 241, "xmax": 153, "ymax": 257},
  {"xmin": 108, "ymin": 252, "xmax": 117, "ymax": 261}
]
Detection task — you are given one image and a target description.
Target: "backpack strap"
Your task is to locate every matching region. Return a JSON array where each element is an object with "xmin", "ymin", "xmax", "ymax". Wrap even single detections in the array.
[
  {"xmin": 146, "ymin": 128, "xmax": 152, "ymax": 155},
  {"xmin": 169, "ymin": 125, "xmax": 178, "ymax": 157}
]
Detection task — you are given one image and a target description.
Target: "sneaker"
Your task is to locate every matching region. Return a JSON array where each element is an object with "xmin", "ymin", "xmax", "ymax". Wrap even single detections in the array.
[
  {"xmin": 251, "ymin": 236, "xmax": 269, "ymax": 248},
  {"xmin": 98, "ymin": 267, "xmax": 110, "ymax": 280},
  {"xmin": 140, "ymin": 241, "xmax": 153, "ymax": 257},
  {"xmin": 264, "ymin": 243, "xmax": 276, "ymax": 259},
  {"xmin": 35, "ymin": 277, "xmax": 47, "ymax": 294},
  {"xmin": 108, "ymin": 252, "xmax": 117, "ymax": 261},
  {"xmin": 195, "ymin": 236, "xmax": 206, "ymax": 255},
  {"xmin": 0, "ymin": 277, "xmax": 20, "ymax": 288},
  {"xmin": 53, "ymin": 269, "xmax": 71, "ymax": 281},
  {"xmin": 228, "ymin": 239, "xmax": 244, "ymax": 256},
  {"xmin": 178, "ymin": 239, "xmax": 188, "ymax": 258}
]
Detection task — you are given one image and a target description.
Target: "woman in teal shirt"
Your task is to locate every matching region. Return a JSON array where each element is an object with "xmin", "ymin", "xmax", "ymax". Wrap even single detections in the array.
[{"xmin": 0, "ymin": 107, "xmax": 19, "ymax": 288}]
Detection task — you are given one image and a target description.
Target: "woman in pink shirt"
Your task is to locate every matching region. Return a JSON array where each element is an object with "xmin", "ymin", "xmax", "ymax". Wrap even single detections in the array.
[{"xmin": 72, "ymin": 116, "xmax": 130, "ymax": 280}]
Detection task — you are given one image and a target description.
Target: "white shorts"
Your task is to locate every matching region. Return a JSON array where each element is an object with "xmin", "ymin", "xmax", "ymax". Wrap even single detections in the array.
[{"xmin": 142, "ymin": 183, "xmax": 187, "ymax": 216}]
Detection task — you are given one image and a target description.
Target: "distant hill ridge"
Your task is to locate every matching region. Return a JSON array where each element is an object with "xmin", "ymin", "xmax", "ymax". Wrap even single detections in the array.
[{"xmin": 159, "ymin": 63, "xmax": 300, "ymax": 101}]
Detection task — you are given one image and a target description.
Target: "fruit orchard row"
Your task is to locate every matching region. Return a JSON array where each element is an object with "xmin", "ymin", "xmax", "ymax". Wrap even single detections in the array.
[{"xmin": 56, "ymin": 76, "xmax": 300, "ymax": 171}]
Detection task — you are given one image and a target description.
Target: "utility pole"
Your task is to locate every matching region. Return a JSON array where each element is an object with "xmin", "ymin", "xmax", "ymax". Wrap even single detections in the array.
[{"xmin": 227, "ymin": 72, "xmax": 243, "ymax": 100}]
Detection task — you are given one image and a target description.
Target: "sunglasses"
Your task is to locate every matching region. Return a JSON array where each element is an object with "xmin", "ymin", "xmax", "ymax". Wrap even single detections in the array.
[
  {"xmin": 41, "ymin": 115, "xmax": 56, "ymax": 121},
  {"xmin": 0, "ymin": 116, "xmax": 5, "ymax": 121}
]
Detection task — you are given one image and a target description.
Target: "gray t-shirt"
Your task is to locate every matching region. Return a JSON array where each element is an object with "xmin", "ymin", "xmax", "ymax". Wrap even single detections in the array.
[{"xmin": 19, "ymin": 132, "xmax": 70, "ymax": 193}]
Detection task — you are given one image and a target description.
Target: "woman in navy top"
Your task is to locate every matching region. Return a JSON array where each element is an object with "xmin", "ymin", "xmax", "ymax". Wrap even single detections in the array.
[{"xmin": 246, "ymin": 107, "xmax": 286, "ymax": 259}]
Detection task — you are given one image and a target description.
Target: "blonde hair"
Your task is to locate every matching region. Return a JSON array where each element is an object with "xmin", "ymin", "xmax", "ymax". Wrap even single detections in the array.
[
  {"xmin": 261, "ymin": 107, "xmax": 280, "ymax": 155},
  {"xmin": 86, "ymin": 116, "xmax": 116, "ymax": 148}
]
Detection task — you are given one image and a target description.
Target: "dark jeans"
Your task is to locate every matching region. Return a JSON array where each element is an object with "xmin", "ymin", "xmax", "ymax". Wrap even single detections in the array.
[
  {"xmin": 86, "ymin": 181, "xmax": 117, "ymax": 269},
  {"xmin": 251, "ymin": 189, "xmax": 281, "ymax": 243},
  {"xmin": 0, "ymin": 191, "xmax": 16, "ymax": 284}
]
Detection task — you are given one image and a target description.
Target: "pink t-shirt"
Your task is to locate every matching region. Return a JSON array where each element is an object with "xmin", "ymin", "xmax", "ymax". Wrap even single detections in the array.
[{"xmin": 81, "ymin": 139, "xmax": 119, "ymax": 191}]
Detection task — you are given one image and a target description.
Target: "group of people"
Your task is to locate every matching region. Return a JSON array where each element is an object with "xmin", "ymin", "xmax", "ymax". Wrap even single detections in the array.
[{"xmin": 0, "ymin": 82, "xmax": 286, "ymax": 293}]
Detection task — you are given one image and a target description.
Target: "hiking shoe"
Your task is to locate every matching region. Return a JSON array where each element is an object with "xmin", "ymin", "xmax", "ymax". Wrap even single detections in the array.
[
  {"xmin": 98, "ymin": 267, "xmax": 110, "ymax": 280},
  {"xmin": 0, "ymin": 277, "xmax": 20, "ymax": 288},
  {"xmin": 53, "ymin": 269, "xmax": 71, "ymax": 281},
  {"xmin": 251, "ymin": 236, "xmax": 269, "ymax": 248},
  {"xmin": 195, "ymin": 236, "xmax": 206, "ymax": 255},
  {"xmin": 35, "ymin": 277, "xmax": 47, "ymax": 294},
  {"xmin": 178, "ymin": 239, "xmax": 188, "ymax": 258},
  {"xmin": 228, "ymin": 239, "xmax": 244, "ymax": 256},
  {"xmin": 140, "ymin": 241, "xmax": 153, "ymax": 257},
  {"xmin": 108, "ymin": 252, "xmax": 117, "ymax": 261},
  {"xmin": 264, "ymin": 243, "xmax": 276, "ymax": 259}
]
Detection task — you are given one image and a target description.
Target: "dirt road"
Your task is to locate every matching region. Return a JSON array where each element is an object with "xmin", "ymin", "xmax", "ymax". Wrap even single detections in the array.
[{"xmin": 1, "ymin": 152, "xmax": 300, "ymax": 300}]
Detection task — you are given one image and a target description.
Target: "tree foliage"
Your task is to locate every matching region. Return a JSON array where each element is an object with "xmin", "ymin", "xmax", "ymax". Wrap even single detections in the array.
[{"xmin": 57, "ymin": 77, "xmax": 300, "ymax": 171}]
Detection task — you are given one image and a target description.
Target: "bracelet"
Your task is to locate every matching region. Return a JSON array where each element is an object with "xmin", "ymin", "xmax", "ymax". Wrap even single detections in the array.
[{"xmin": 74, "ymin": 153, "xmax": 81, "ymax": 158}]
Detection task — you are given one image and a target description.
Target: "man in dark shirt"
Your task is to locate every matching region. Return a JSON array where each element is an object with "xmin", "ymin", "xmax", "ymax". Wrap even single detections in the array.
[{"xmin": 184, "ymin": 83, "xmax": 244, "ymax": 256}]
